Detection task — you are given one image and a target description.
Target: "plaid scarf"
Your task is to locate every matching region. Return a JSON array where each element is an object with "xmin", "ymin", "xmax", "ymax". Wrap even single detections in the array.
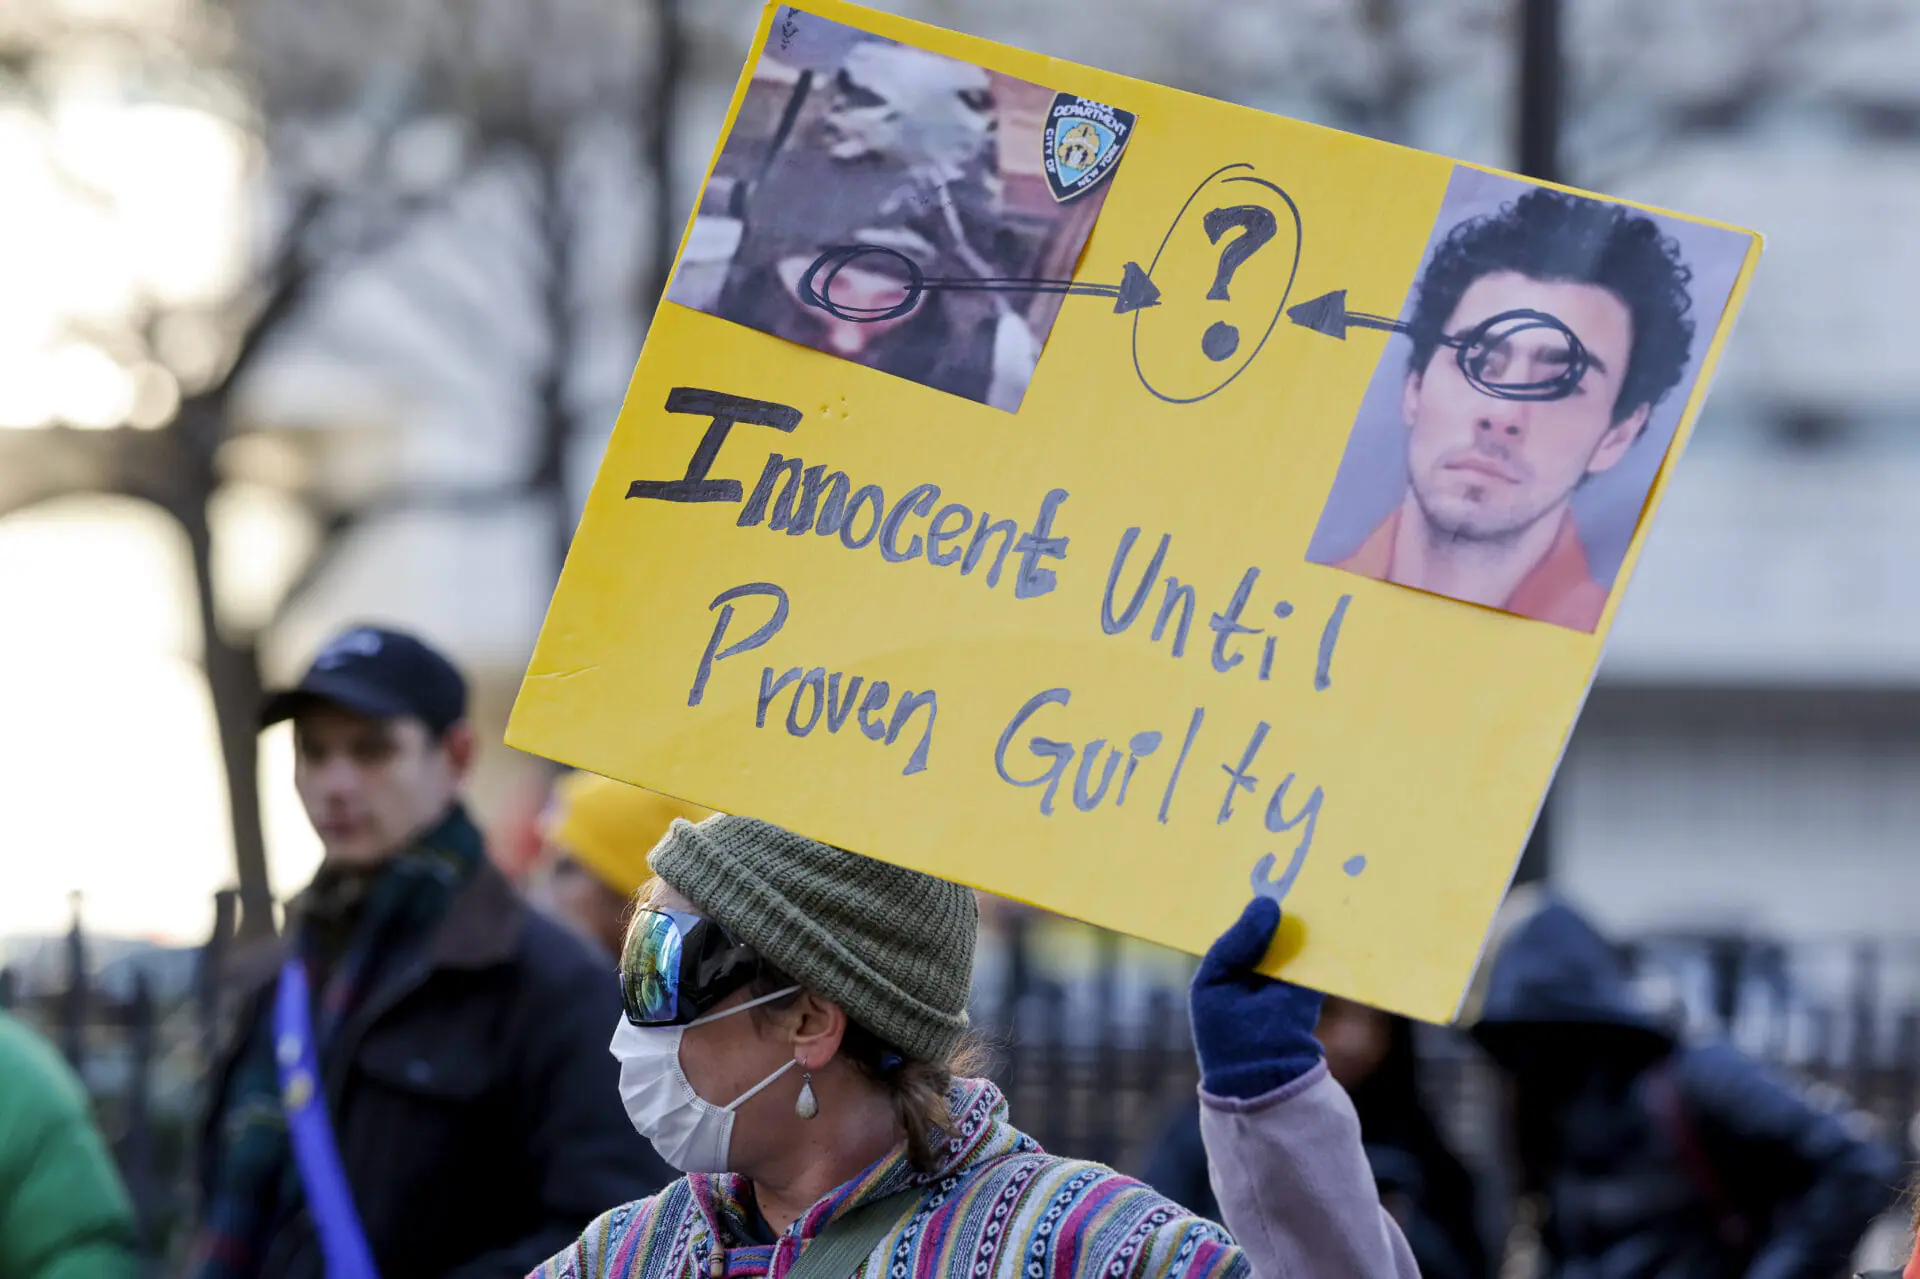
[{"xmin": 192, "ymin": 805, "xmax": 486, "ymax": 1279}]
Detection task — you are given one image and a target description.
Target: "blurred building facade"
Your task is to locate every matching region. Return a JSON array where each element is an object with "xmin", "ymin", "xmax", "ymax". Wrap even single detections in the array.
[{"xmin": 1551, "ymin": 35, "xmax": 1920, "ymax": 1055}]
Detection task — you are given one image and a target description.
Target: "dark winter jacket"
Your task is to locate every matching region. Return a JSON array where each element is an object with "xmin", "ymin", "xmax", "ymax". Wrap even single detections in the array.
[
  {"xmin": 1470, "ymin": 894, "xmax": 1901, "ymax": 1279},
  {"xmin": 197, "ymin": 849, "xmax": 672, "ymax": 1278}
]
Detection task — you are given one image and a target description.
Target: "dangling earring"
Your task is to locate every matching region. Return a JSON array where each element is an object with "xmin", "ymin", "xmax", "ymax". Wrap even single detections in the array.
[{"xmin": 795, "ymin": 1068, "xmax": 819, "ymax": 1120}]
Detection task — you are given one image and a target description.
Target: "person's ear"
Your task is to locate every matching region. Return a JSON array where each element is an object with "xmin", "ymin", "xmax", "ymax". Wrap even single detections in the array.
[
  {"xmin": 785, "ymin": 993, "xmax": 850, "ymax": 1072},
  {"xmin": 441, "ymin": 720, "xmax": 478, "ymax": 781},
  {"xmin": 1587, "ymin": 402, "xmax": 1651, "ymax": 476},
  {"xmin": 1401, "ymin": 369, "xmax": 1424, "ymax": 427}
]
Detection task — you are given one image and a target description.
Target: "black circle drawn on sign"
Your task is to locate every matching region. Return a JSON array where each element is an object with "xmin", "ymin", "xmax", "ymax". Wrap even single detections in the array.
[
  {"xmin": 1132, "ymin": 163, "xmax": 1304, "ymax": 405},
  {"xmin": 797, "ymin": 244, "xmax": 927, "ymax": 322},
  {"xmin": 1447, "ymin": 308, "xmax": 1593, "ymax": 402}
]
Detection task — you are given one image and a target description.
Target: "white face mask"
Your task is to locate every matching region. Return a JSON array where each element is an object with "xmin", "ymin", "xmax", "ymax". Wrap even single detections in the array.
[{"xmin": 609, "ymin": 985, "xmax": 803, "ymax": 1174}]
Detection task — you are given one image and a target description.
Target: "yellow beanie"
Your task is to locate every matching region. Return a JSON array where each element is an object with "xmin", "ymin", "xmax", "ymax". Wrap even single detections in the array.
[{"xmin": 542, "ymin": 772, "xmax": 715, "ymax": 899}]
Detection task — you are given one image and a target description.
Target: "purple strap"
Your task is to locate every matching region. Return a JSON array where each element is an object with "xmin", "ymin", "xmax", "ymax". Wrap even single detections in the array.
[{"xmin": 274, "ymin": 960, "xmax": 382, "ymax": 1279}]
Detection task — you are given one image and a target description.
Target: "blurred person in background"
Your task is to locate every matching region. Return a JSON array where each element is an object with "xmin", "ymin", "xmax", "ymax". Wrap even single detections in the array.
[
  {"xmin": 526, "ymin": 771, "xmax": 714, "ymax": 961},
  {"xmin": 1466, "ymin": 887, "xmax": 1900, "ymax": 1279},
  {"xmin": 535, "ymin": 816, "xmax": 1422, "ymax": 1278},
  {"xmin": 0, "ymin": 1006, "xmax": 141, "ymax": 1277},
  {"xmin": 191, "ymin": 625, "xmax": 670, "ymax": 1279},
  {"xmin": 1144, "ymin": 995, "xmax": 1491, "ymax": 1279}
]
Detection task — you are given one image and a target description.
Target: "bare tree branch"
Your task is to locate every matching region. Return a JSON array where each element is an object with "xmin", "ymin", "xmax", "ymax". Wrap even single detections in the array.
[
  {"xmin": 642, "ymin": 0, "xmax": 685, "ymax": 314},
  {"xmin": 204, "ymin": 190, "xmax": 330, "ymax": 415},
  {"xmin": 269, "ymin": 480, "xmax": 529, "ymax": 627},
  {"xmin": 0, "ymin": 427, "xmax": 181, "ymax": 520},
  {"xmin": 8, "ymin": 0, "xmax": 654, "ymax": 926}
]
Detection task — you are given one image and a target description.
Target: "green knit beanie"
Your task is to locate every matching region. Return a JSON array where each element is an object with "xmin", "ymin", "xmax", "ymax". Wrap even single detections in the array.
[{"xmin": 648, "ymin": 815, "xmax": 977, "ymax": 1062}]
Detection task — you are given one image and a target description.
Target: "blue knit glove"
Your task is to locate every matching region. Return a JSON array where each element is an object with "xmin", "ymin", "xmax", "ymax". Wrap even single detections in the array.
[{"xmin": 1190, "ymin": 897, "xmax": 1325, "ymax": 1100}]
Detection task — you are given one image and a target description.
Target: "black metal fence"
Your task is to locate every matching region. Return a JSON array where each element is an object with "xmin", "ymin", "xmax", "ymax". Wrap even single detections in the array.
[
  {"xmin": 5, "ymin": 895, "xmax": 1919, "ymax": 1270},
  {"xmin": 974, "ymin": 910, "xmax": 1200, "ymax": 1174},
  {"xmin": 0, "ymin": 891, "xmax": 236, "ymax": 1269}
]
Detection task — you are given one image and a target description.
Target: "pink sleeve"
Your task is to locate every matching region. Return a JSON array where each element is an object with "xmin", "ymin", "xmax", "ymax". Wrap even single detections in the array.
[{"xmin": 1198, "ymin": 1061, "xmax": 1420, "ymax": 1279}]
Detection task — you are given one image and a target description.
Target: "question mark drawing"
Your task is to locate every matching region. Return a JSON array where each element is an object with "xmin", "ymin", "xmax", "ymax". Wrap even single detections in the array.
[{"xmin": 1200, "ymin": 205, "xmax": 1280, "ymax": 361}]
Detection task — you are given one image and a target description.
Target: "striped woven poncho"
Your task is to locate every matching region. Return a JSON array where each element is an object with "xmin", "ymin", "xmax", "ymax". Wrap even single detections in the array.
[{"xmin": 532, "ymin": 1077, "xmax": 1247, "ymax": 1279}]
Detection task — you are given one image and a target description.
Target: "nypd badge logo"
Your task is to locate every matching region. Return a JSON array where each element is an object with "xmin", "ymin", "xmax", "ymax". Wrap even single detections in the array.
[{"xmin": 1042, "ymin": 94, "xmax": 1135, "ymax": 203}]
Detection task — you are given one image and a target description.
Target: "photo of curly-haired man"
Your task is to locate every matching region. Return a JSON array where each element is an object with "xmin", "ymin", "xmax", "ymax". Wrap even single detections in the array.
[{"xmin": 1308, "ymin": 168, "xmax": 1749, "ymax": 632}]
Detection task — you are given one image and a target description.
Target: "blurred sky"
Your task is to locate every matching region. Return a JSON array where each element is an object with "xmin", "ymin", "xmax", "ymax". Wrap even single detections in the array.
[
  {"xmin": 0, "ymin": 500, "xmax": 323, "ymax": 942},
  {"xmin": 0, "ymin": 75, "xmax": 321, "ymax": 941}
]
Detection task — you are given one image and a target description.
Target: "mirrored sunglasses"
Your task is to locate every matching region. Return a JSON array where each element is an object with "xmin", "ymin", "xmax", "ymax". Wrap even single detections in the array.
[{"xmin": 620, "ymin": 907, "xmax": 763, "ymax": 1028}]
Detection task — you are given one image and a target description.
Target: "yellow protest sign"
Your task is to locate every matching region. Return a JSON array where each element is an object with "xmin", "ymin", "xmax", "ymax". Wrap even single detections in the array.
[{"xmin": 507, "ymin": 0, "xmax": 1761, "ymax": 1022}]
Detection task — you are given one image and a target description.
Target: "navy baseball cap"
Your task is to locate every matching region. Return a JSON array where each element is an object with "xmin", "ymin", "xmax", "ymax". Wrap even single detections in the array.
[{"xmin": 261, "ymin": 625, "xmax": 468, "ymax": 735}]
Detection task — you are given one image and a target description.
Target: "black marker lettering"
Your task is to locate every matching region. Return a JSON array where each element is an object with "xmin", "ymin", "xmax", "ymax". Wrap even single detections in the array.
[
  {"xmin": 857, "ymin": 681, "xmax": 893, "ymax": 741},
  {"xmin": 1116, "ymin": 731, "xmax": 1163, "ymax": 807},
  {"xmin": 812, "ymin": 471, "xmax": 854, "ymax": 536},
  {"xmin": 885, "ymin": 690, "xmax": 939, "ymax": 775},
  {"xmin": 880, "ymin": 484, "xmax": 941, "ymax": 563},
  {"xmin": 1159, "ymin": 708, "xmax": 1205, "ymax": 824},
  {"xmin": 1012, "ymin": 488, "xmax": 1070, "ymax": 600},
  {"xmin": 1265, "ymin": 773, "xmax": 1324, "ymax": 848},
  {"xmin": 775, "ymin": 464, "xmax": 831, "ymax": 534},
  {"xmin": 838, "ymin": 485, "xmax": 885, "ymax": 550},
  {"xmin": 1073, "ymin": 741, "xmax": 1121, "ymax": 811},
  {"xmin": 1102, "ymin": 528, "xmax": 1170, "ymax": 635},
  {"xmin": 1218, "ymin": 720, "xmax": 1270, "ymax": 823},
  {"xmin": 1316, "ymin": 594, "xmax": 1351, "ymax": 691},
  {"xmin": 783, "ymin": 667, "xmax": 825, "ymax": 736},
  {"xmin": 824, "ymin": 673, "xmax": 865, "ymax": 733},
  {"xmin": 995, "ymin": 688, "xmax": 1073, "ymax": 815},
  {"xmin": 1154, "ymin": 579, "xmax": 1197, "ymax": 657},
  {"xmin": 738, "ymin": 454, "xmax": 805, "ymax": 528},
  {"xmin": 926, "ymin": 503, "xmax": 973, "ymax": 566},
  {"xmin": 961, "ymin": 513, "xmax": 1019, "ymax": 586},
  {"xmin": 1260, "ymin": 602, "xmax": 1294, "ymax": 682},
  {"xmin": 630, "ymin": 388, "xmax": 800, "ymax": 504},
  {"xmin": 1208, "ymin": 568, "xmax": 1263, "ymax": 674},
  {"xmin": 689, "ymin": 582, "xmax": 790, "ymax": 707},
  {"xmin": 756, "ymin": 665, "xmax": 802, "ymax": 727}
]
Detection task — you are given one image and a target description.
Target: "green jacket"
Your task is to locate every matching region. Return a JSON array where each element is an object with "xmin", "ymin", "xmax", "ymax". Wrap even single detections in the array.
[{"xmin": 0, "ymin": 1010, "xmax": 141, "ymax": 1279}]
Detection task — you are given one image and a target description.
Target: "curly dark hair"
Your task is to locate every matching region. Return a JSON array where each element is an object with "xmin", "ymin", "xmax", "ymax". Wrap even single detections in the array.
[{"xmin": 1406, "ymin": 189, "xmax": 1696, "ymax": 424}]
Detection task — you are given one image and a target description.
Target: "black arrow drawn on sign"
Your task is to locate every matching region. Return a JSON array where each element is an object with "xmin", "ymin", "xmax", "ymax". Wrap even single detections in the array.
[
  {"xmin": 800, "ymin": 244, "xmax": 1161, "ymax": 323},
  {"xmin": 1285, "ymin": 289, "xmax": 1410, "ymax": 340},
  {"xmin": 1287, "ymin": 289, "xmax": 1595, "ymax": 403}
]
